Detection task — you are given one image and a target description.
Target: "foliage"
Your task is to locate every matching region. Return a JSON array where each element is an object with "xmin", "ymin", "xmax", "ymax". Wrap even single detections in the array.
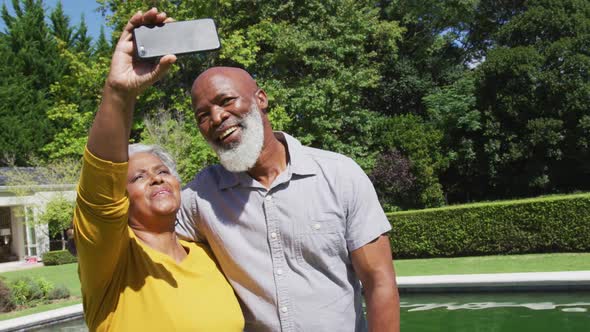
[
  {"xmin": 9, "ymin": 276, "xmax": 54, "ymax": 307},
  {"xmin": 49, "ymin": 0, "xmax": 74, "ymax": 47},
  {"xmin": 424, "ymin": 73, "xmax": 481, "ymax": 201},
  {"xmin": 370, "ymin": 149, "xmax": 415, "ymax": 211},
  {"xmin": 388, "ymin": 193, "xmax": 590, "ymax": 258},
  {"xmin": 0, "ymin": 0, "xmax": 589, "ymax": 209},
  {"xmin": 370, "ymin": 0, "xmax": 473, "ymax": 116},
  {"xmin": 93, "ymin": 26, "xmax": 112, "ymax": 58},
  {"xmin": 2, "ymin": 157, "xmax": 78, "ymax": 237},
  {"xmin": 43, "ymin": 41, "xmax": 110, "ymax": 160},
  {"xmin": 42, "ymin": 250, "xmax": 77, "ymax": 266},
  {"xmin": 3, "ymin": 157, "xmax": 80, "ymax": 192},
  {"xmin": 0, "ymin": 0, "xmax": 68, "ymax": 165},
  {"xmin": 73, "ymin": 15, "xmax": 93, "ymax": 54},
  {"xmin": 38, "ymin": 195, "xmax": 74, "ymax": 238},
  {"xmin": 47, "ymin": 285, "xmax": 70, "ymax": 300},
  {"xmin": 1, "ymin": 275, "xmax": 70, "ymax": 311},
  {"xmin": 375, "ymin": 114, "xmax": 448, "ymax": 208},
  {"xmin": 470, "ymin": 0, "xmax": 590, "ymax": 199},
  {"xmin": 97, "ymin": 0, "xmax": 404, "ymax": 170},
  {"xmin": 0, "ymin": 277, "xmax": 15, "ymax": 312},
  {"xmin": 141, "ymin": 111, "xmax": 217, "ymax": 184}
]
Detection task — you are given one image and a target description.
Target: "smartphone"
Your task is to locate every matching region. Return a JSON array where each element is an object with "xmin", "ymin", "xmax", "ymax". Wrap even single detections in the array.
[{"xmin": 133, "ymin": 18, "xmax": 221, "ymax": 59}]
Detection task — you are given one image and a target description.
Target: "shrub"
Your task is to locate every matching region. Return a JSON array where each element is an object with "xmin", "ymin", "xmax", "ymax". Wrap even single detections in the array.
[
  {"xmin": 370, "ymin": 149, "xmax": 415, "ymax": 212},
  {"xmin": 0, "ymin": 277, "xmax": 15, "ymax": 312},
  {"xmin": 7, "ymin": 277, "xmax": 59, "ymax": 308},
  {"xmin": 10, "ymin": 277, "xmax": 33, "ymax": 306},
  {"xmin": 388, "ymin": 193, "xmax": 590, "ymax": 258},
  {"xmin": 47, "ymin": 285, "xmax": 70, "ymax": 300},
  {"xmin": 8, "ymin": 277, "xmax": 56, "ymax": 307},
  {"xmin": 42, "ymin": 250, "xmax": 77, "ymax": 265}
]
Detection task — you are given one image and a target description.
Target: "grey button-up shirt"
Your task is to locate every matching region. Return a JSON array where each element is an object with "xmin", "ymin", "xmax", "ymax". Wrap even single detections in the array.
[{"xmin": 177, "ymin": 132, "xmax": 391, "ymax": 332}]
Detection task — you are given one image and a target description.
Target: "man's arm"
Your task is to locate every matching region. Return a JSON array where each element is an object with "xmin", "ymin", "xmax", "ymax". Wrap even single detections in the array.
[{"xmin": 351, "ymin": 234, "xmax": 400, "ymax": 332}]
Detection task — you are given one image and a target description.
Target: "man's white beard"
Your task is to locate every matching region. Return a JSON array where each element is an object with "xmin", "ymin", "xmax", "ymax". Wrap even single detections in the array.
[{"xmin": 208, "ymin": 104, "xmax": 264, "ymax": 172}]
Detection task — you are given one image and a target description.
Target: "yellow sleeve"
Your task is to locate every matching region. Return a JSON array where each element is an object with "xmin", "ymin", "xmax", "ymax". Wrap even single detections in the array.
[{"xmin": 74, "ymin": 146, "xmax": 130, "ymax": 297}]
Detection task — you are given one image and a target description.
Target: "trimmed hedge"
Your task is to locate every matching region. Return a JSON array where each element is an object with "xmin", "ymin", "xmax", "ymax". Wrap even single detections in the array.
[
  {"xmin": 42, "ymin": 250, "xmax": 77, "ymax": 266},
  {"xmin": 387, "ymin": 193, "xmax": 590, "ymax": 258}
]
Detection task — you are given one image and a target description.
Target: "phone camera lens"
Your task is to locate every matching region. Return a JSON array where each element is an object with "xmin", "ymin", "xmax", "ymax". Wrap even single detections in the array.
[{"xmin": 139, "ymin": 46, "xmax": 146, "ymax": 56}]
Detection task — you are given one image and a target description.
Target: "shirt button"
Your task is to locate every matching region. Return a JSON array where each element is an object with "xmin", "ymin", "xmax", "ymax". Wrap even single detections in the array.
[
  {"xmin": 313, "ymin": 223, "xmax": 321, "ymax": 230},
  {"xmin": 265, "ymin": 195, "xmax": 273, "ymax": 201},
  {"xmin": 281, "ymin": 306, "xmax": 288, "ymax": 313},
  {"xmin": 270, "ymin": 232, "xmax": 277, "ymax": 239},
  {"xmin": 276, "ymin": 269, "xmax": 283, "ymax": 275}
]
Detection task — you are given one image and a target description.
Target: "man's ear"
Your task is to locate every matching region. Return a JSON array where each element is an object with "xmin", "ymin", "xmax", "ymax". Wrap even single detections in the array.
[{"xmin": 255, "ymin": 89, "xmax": 269, "ymax": 112}]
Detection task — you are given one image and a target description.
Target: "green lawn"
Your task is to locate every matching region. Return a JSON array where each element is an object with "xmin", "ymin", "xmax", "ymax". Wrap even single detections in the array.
[
  {"xmin": 0, "ymin": 299, "xmax": 81, "ymax": 321},
  {"xmin": 0, "ymin": 263, "xmax": 81, "ymax": 321},
  {"xmin": 0, "ymin": 263, "xmax": 80, "ymax": 297},
  {"xmin": 394, "ymin": 252, "xmax": 590, "ymax": 276},
  {"xmin": 1, "ymin": 253, "xmax": 590, "ymax": 320}
]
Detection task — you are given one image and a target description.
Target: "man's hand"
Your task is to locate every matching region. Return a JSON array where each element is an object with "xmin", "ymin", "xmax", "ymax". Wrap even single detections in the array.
[{"xmin": 106, "ymin": 8, "xmax": 177, "ymax": 97}]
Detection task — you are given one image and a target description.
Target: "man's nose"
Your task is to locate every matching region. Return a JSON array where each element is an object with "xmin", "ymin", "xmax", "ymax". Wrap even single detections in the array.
[{"xmin": 210, "ymin": 106, "xmax": 229, "ymax": 126}]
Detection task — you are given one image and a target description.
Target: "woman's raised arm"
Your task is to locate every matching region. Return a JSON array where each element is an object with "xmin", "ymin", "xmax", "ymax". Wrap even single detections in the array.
[{"xmin": 87, "ymin": 8, "xmax": 176, "ymax": 162}]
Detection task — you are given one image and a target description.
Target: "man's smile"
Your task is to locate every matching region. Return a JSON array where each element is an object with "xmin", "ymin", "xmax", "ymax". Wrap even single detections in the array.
[{"xmin": 219, "ymin": 126, "xmax": 239, "ymax": 141}]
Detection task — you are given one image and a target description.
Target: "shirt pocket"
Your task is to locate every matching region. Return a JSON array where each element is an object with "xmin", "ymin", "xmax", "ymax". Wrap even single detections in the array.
[{"xmin": 294, "ymin": 217, "xmax": 347, "ymax": 271}]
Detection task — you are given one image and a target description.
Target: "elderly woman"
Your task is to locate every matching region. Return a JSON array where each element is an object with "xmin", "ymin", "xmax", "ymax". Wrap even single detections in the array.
[{"xmin": 73, "ymin": 8, "xmax": 244, "ymax": 331}]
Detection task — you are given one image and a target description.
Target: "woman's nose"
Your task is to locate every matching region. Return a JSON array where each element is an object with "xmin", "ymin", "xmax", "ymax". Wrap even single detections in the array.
[{"xmin": 150, "ymin": 173, "xmax": 164, "ymax": 185}]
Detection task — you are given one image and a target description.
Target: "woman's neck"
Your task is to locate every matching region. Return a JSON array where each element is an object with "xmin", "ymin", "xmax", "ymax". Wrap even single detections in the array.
[{"xmin": 131, "ymin": 227, "xmax": 188, "ymax": 263}]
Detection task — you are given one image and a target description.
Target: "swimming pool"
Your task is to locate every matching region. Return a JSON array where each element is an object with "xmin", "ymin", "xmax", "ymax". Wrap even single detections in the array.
[
  {"xmin": 30, "ymin": 292, "xmax": 590, "ymax": 331},
  {"xmin": 401, "ymin": 291, "xmax": 590, "ymax": 331}
]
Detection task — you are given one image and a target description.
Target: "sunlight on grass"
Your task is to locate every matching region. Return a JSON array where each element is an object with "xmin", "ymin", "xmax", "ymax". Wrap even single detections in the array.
[
  {"xmin": 0, "ymin": 263, "xmax": 80, "ymax": 297},
  {"xmin": 0, "ymin": 263, "xmax": 82, "ymax": 321},
  {"xmin": 394, "ymin": 253, "xmax": 590, "ymax": 276},
  {"xmin": 0, "ymin": 298, "xmax": 81, "ymax": 321}
]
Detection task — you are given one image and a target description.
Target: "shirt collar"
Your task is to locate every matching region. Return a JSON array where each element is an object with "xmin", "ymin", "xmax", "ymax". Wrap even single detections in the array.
[
  {"xmin": 277, "ymin": 132, "xmax": 317, "ymax": 177},
  {"xmin": 217, "ymin": 132, "xmax": 317, "ymax": 190}
]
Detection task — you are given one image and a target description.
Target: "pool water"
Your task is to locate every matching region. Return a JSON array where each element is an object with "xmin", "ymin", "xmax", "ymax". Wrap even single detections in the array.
[
  {"xmin": 31, "ymin": 292, "xmax": 590, "ymax": 331},
  {"xmin": 30, "ymin": 318, "xmax": 87, "ymax": 332},
  {"xmin": 401, "ymin": 292, "xmax": 590, "ymax": 332}
]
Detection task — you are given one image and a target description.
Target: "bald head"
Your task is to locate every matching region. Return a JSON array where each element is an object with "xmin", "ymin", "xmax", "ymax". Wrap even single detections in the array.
[{"xmin": 192, "ymin": 67, "xmax": 258, "ymax": 103}]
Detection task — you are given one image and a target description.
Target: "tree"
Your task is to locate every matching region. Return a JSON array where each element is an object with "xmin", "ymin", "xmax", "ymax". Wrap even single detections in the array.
[
  {"xmin": 92, "ymin": 25, "xmax": 111, "ymax": 58},
  {"xmin": 43, "ymin": 43, "xmax": 110, "ymax": 160},
  {"xmin": 49, "ymin": 0, "xmax": 73, "ymax": 47},
  {"xmin": 38, "ymin": 195, "xmax": 74, "ymax": 250},
  {"xmin": 370, "ymin": 149, "xmax": 416, "ymax": 211},
  {"xmin": 0, "ymin": 0, "xmax": 70, "ymax": 165},
  {"xmin": 472, "ymin": 0, "xmax": 590, "ymax": 198},
  {"xmin": 424, "ymin": 73, "xmax": 481, "ymax": 201},
  {"xmin": 98, "ymin": 0, "xmax": 404, "ymax": 170},
  {"xmin": 367, "ymin": 0, "xmax": 474, "ymax": 116},
  {"xmin": 73, "ymin": 15, "xmax": 92, "ymax": 54},
  {"xmin": 375, "ymin": 114, "xmax": 448, "ymax": 208}
]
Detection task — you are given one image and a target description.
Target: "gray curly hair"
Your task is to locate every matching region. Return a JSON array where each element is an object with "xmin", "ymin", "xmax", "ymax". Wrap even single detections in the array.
[{"xmin": 128, "ymin": 143, "xmax": 180, "ymax": 181}]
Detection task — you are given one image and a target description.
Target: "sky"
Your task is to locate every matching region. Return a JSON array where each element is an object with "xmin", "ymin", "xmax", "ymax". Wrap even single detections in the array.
[{"xmin": 0, "ymin": 0, "xmax": 112, "ymax": 41}]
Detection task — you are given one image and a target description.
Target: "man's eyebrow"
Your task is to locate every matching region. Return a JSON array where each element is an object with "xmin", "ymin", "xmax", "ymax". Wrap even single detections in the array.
[{"xmin": 213, "ymin": 92, "xmax": 234, "ymax": 101}]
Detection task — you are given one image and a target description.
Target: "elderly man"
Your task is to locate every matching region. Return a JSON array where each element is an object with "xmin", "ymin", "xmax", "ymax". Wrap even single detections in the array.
[{"xmin": 177, "ymin": 66, "xmax": 400, "ymax": 332}]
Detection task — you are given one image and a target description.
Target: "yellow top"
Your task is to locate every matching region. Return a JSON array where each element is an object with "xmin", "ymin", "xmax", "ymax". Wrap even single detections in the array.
[{"xmin": 74, "ymin": 148, "xmax": 244, "ymax": 332}]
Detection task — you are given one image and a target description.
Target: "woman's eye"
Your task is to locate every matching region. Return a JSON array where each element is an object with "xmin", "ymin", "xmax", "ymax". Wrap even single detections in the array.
[
  {"xmin": 131, "ymin": 175, "xmax": 143, "ymax": 182},
  {"xmin": 159, "ymin": 170, "xmax": 170, "ymax": 175}
]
